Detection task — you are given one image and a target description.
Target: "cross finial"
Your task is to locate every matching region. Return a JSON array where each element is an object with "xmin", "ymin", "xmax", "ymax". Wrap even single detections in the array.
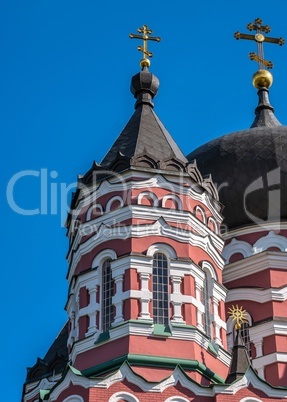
[
  {"xmin": 234, "ymin": 18, "xmax": 285, "ymax": 70},
  {"xmin": 129, "ymin": 25, "xmax": 161, "ymax": 69}
]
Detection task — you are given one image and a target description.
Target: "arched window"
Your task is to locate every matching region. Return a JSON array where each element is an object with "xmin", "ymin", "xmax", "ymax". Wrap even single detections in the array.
[
  {"xmin": 102, "ymin": 259, "xmax": 114, "ymax": 332},
  {"xmin": 153, "ymin": 253, "xmax": 169, "ymax": 325},
  {"xmin": 202, "ymin": 270, "xmax": 212, "ymax": 338}
]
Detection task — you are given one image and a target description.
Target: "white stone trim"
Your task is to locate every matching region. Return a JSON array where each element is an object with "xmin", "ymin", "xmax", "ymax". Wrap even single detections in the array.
[
  {"xmin": 201, "ymin": 260, "xmax": 217, "ymax": 280},
  {"xmin": 194, "ymin": 205, "xmax": 206, "ymax": 224},
  {"xmin": 71, "ymin": 172, "xmax": 223, "ymax": 222},
  {"xmin": 223, "ymin": 251, "xmax": 287, "ymax": 284},
  {"xmin": 254, "ymin": 230, "xmax": 287, "ymax": 253},
  {"xmin": 48, "ymin": 361, "xmax": 287, "ymax": 400},
  {"xmin": 207, "ymin": 216, "xmax": 218, "ymax": 234},
  {"xmin": 86, "ymin": 204, "xmax": 103, "ymax": 221},
  {"xmin": 226, "ymin": 286, "xmax": 287, "ymax": 303},
  {"xmin": 252, "ymin": 352, "xmax": 287, "ymax": 370},
  {"xmin": 68, "ymin": 217, "xmax": 224, "ymax": 280},
  {"xmin": 165, "ymin": 397, "xmax": 190, "ymax": 402},
  {"xmin": 106, "ymin": 195, "xmax": 124, "ymax": 212},
  {"xmin": 68, "ymin": 204, "xmax": 224, "ymax": 262},
  {"xmin": 240, "ymin": 398, "xmax": 262, "ymax": 402},
  {"xmin": 223, "ymin": 222, "xmax": 287, "ymax": 240},
  {"xmin": 147, "ymin": 243, "xmax": 177, "ymax": 259},
  {"xmin": 223, "ymin": 231, "xmax": 287, "ymax": 263},
  {"xmin": 162, "ymin": 194, "xmax": 183, "ymax": 210},
  {"xmin": 223, "ymin": 238, "xmax": 253, "ymax": 263},
  {"xmin": 92, "ymin": 249, "xmax": 117, "ymax": 268},
  {"xmin": 138, "ymin": 191, "xmax": 159, "ymax": 207},
  {"xmin": 23, "ymin": 375, "xmax": 60, "ymax": 400},
  {"xmin": 138, "ymin": 272, "xmax": 151, "ymax": 319},
  {"xmin": 63, "ymin": 396, "xmax": 84, "ymax": 402},
  {"xmin": 109, "ymin": 392, "xmax": 140, "ymax": 402},
  {"xmin": 250, "ymin": 320, "xmax": 287, "ymax": 341},
  {"xmin": 69, "ymin": 320, "xmax": 230, "ymax": 368}
]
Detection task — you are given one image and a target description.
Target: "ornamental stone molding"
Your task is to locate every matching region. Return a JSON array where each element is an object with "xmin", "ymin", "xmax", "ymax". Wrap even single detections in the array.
[{"xmin": 223, "ymin": 231, "xmax": 287, "ymax": 264}]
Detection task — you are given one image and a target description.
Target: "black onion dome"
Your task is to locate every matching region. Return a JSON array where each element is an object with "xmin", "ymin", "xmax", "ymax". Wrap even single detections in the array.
[
  {"xmin": 131, "ymin": 67, "xmax": 159, "ymax": 106},
  {"xmin": 187, "ymin": 88, "xmax": 287, "ymax": 231}
]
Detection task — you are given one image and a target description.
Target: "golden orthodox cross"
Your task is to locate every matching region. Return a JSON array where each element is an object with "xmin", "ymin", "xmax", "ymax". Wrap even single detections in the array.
[
  {"xmin": 129, "ymin": 25, "xmax": 161, "ymax": 67},
  {"xmin": 234, "ymin": 18, "xmax": 284, "ymax": 69}
]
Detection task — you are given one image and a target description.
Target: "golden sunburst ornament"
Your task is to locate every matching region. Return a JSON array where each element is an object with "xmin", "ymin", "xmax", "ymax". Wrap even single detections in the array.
[{"xmin": 228, "ymin": 304, "xmax": 248, "ymax": 330}]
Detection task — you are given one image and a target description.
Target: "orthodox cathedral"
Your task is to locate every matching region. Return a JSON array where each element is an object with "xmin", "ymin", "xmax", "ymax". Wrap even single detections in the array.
[{"xmin": 22, "ymin": 21, "xmax": 287, "ymax": 402}]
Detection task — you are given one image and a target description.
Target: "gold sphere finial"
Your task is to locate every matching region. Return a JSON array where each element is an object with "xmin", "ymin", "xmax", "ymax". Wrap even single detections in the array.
[
  {"xmin": 252, "ymin": 69, "xmax": 273, "ymax": 88},
  {"xmin": 140, "ymin": 58, "xmax": 151, "ymax": 68}
]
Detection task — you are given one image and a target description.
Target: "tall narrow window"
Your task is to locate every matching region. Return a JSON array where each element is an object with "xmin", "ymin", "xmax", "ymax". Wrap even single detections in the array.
[
  {"xmin": 102, "ymin": 259, "xmax": 114, "ymax": 332},
  {"xmin": 202, "ymin": 271, "xmax": 211, "ymax": 338},
  {"xmin": 152, "ymin": 253, "xmax": 169, "ymax": 325},
  {"xmin": 240, "ymin": 321, "xmax": 252, "ymax": 359}
]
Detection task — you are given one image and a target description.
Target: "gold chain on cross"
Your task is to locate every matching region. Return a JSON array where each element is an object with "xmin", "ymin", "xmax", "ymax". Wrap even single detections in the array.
[
  {"xmin": 234, "ymin": 18, "xmax": 285, "ymax": 69},
  {"xmin": 129, "ymin": 25, "xmax": 161, "ymax": 68}
]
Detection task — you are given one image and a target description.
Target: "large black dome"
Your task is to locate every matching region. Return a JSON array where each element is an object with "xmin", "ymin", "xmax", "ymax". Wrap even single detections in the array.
[{"xmin": 187, "ymin": 92, "xmax": 287, "ymax": 231}]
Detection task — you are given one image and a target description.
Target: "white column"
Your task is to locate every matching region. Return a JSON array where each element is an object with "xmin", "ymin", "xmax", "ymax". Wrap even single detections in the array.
[
  {"xmin": 75, "ymin": 293, "xmax": 80, "ymax": 340},
  {"xmin": 257, "ymin": 366, "xmax": 265, "ymax": 379},
  {"xmin": 254, "ymin": 338, "xmax": 263, "ymax": 358},
  {"xmin": 86, "ymin": 287, "xmax": 98, "ymax": 335},
  {"xmin": 195, "ymin": 281, "xmax": 204, "ymax": 331},
  {"xmin": 139, "ymin": 272, "xmax": 151, "ymax": 319},
  {"xmin": 171, "ymin": 276, "xmax": 184, "ymax": 323},
  {"xmin": 113, "ymin": 274, "xmax": 124, "ymax": 325},
  {"xmin": 212, "ymin": 297, "xmax": 222, "ymax": 345}
]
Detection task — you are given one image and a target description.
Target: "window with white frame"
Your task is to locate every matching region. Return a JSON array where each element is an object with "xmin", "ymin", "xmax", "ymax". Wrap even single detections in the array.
[
  {"xmin": 152, "ymin": 253, "xmax": 169, "ymax": 325},
  {"xmin": 202, "ymin": 270, "xmax": 212, "ymax": 338},
  {"xmin": 237, "ymin": 320, "xmax": 252, "ymax": 359},
  {"xmin": 238, "ymin": 320, "xmax": 252, "ymax": 359},
  {"xmin": 102, "ymin": 259, "xmax": 114, "ymax": 332}
]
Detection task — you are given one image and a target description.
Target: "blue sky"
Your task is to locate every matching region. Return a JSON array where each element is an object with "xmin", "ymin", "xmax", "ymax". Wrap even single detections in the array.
[{"xmin": 1, "ymin": 1, "xmax": 287, "ymax": 400}]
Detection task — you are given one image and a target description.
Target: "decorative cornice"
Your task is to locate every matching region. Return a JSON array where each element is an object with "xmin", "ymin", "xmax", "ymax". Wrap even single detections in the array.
[
  {"xmin": 223, "ymin": 231, "xmax": 287, "ymax": 263},
  {"xmin": 46, "ymin": 359, "xmax": 287, "ymax": 401},
  {"xmin": 226, "ymin": 286, "xmax": 287, "ymax": 303},
  {"xmin": 223, "ymin": 251, "xmax": 287, "ymax": 284},
  {"xmin": 223, "ymin": 222, "xmax": 287, "ymax": 240},
  {"xmin": 70, "ymin": 171, "xmax": 222, "ymax": 223},
  {"xmin": 68, "ymin": 217, "xmax": 224, "ymax": 280},
  {"xmin": 68, "ymin": 204, "xmax": 224, "ymax": 261},
  {"xmin": 69, "ymin": 320, "xmax": 229, "ymax": 366}
]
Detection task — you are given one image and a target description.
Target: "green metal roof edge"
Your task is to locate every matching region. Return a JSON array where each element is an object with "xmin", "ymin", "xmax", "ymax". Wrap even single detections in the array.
[{"xmin": 81, "ymin": 353, "xmax": 225, "ymax": 384}]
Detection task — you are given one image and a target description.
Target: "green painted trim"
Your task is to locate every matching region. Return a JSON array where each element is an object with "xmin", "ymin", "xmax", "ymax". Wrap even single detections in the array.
[
  {"xmin": 82, "ymin": 353, "xmax": 225, "ymax": 384},
  {"xmin": 82, "ymin": 354, "xmax": 128, "ymax": 377},
  {"xmin": 127, "ymin": 354, "xmax": 224, "ymax": 383},
  {"xmin": 128, "ymin": 319, "xmax": 153, "ymax": 325},
  {"xmin": 94, "ymin": 330, "xmax": 110, "ymax": 344},
  {"xmin": 208, "ymin": 340, "xmax": 220, "ymax": 356},
  {"xmin": 153, "ymin": 324, "xmax": 171, "ymax": 337},
  {"xmin": 171, "ymin": 323, "xmax": 196, "ymax": 329},
  {"xmin": 40, "ymin": 389, "xmax": 50, "ymax": 400}
]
